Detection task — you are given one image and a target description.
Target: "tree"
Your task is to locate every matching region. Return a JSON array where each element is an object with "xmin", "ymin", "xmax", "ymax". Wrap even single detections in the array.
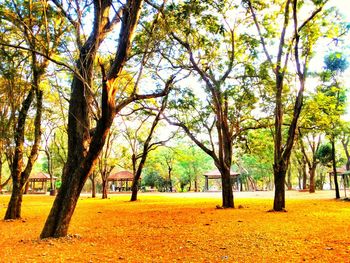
[
  {"xmin": 40, "ymin": 0, "xmax": 143, "ymax": 238},
  {"xmin": 143, "ymin": 146, "xmax": 177, "ymax": 191},
  {"xmin": 246, "ymin": 0, "xmax": 333, "ymax": 211},
  {"xmin": 142, "ymin": 171, "xmax": 167, "ymax": 191},
  {"xmin": 129, "ymin": 94, "xmax": 172, "ymax": 201},
  {"xmin": 318, "ymin": 52, "xmax": 348, "ymax": 198},
  {"xmin": 0, "ymin": 47, "xmax": 26, "ymax": 193},
  {"xmin": 40, "ymin": 0, "xmax": 175, "ymax": 238},
  {"xmin": 157, "ymin": 0, "xmax": 262, "ymax": 208},
  {"xmin": 176, "ymin": 145, "xmax": 213, "ymax": 192},
  {"xmin": 298, "ymin": 130, "xmax": 321, "ymax": 193},
  {"xmin": 240, "ymin": 129, "xmax": 274, "ymax": 191},
  {"xmin": 0, "ymin": 0, "xmax": 66, "ymax": 219}
]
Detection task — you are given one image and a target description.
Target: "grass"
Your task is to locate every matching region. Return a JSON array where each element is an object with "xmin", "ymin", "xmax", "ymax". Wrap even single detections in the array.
[{"xmin": 0, "ymin": 190, "xmax": 349, "ymax": 262}]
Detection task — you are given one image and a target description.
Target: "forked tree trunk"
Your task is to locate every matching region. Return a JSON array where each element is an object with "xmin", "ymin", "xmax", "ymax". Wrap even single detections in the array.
[
  {"xmin": 5, "ymin": 84, "xmax": 43, "ymax": 220},
  {"xmin": 40, "ymin": 0, "xmax": 143, "ymax": 238}
]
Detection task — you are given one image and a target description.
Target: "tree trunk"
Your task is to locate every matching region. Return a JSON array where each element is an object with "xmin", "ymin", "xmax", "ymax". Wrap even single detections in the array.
[
  {"xmin": 286, "ymin": 168, "xmax": 292, "ymax": 190},
  {"xmin": 302, "ymin": 159, "xmax": 307, "ymax": 190},
  {"xmin": 331, "ymin": 139, "xmax": 340, "ymax": 199},
  {"xmin": 168, "ymin": 168, "xmax": 173, "ymax": 193},
  {"xmin": 130, "ymin": 93, "xmax": 170, "ymax": 201},
  {"xmin": 4, "ymin": 178, "xmax": 23, "ymax": 219},
  {"xmin": 273, "ymin": 166, "xmax": 286, "ymax": 211},
  {"xmin": 220, "ymin": 166, "xmax": 234, "ymax": 208},
  {"xmin": 102, "ymin": 179, "xmax": 108, "ymax": 199},
  {"xmin": 40, "ymin": 0, "xmax": 143, "ymax": 238},
  {"xmin": 90, "ymin": 174, "xmax": 96, "ymax": 198},
  {"xmin": 309, "ymin": 166, "xmax": 316, "ymax": 193}
]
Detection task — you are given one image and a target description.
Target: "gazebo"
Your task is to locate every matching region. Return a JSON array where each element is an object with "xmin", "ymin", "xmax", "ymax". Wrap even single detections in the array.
[
  {"xmin": 203, "ymin": 169, "xmax": 240, "ymax": 191},
  {"xmin": 25, "ymin": 172, "xmax": 57, "ymax": 194},
  {"xmin": 108, "ymin": 171, "xmax": 137, "ymax": 192},
  {"xmin": 329, "ymin": 166, "xmax": 350, "ymax": 197}
]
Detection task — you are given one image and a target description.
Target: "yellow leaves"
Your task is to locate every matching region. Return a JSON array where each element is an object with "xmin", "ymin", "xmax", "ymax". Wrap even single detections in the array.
[
  {"xmin": 106, "ymin": 70, "xmax": 136, "ymax": 97},
  {"xmin": 0, "ymin": 192, "xmax": 349, "ymax": 262}
]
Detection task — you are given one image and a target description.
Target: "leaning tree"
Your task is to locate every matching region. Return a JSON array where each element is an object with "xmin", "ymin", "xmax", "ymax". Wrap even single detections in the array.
[
  {"xmin": 0, "ymin": 0, "xmax": 66, "ymax": 219},
  {"xmin": 40, "ymin": 0, "xmax": 176, "ymax": 238}
]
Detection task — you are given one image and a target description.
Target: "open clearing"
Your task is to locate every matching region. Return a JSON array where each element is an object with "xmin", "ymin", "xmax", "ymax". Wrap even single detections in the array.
[{"xmin": 0, "ymin": 191, "xmax": 349, "ymax": 262}]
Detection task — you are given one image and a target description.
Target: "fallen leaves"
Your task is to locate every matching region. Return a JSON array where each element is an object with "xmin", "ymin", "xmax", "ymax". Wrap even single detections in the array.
[{"xmin": 0, "ymin": 191, "xmax": 349, "ymax": 262}]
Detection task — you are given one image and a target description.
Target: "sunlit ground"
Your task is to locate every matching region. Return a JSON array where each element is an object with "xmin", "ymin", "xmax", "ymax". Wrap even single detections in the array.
[{"xmin": 0, "ymin": 190, "xmax": 349, "ymax": 262}]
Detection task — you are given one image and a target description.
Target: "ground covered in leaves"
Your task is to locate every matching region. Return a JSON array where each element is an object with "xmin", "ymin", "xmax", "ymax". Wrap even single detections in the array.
[{"xmin": 0, "ymin": 191, "xmax": 349, "ymax": 262}]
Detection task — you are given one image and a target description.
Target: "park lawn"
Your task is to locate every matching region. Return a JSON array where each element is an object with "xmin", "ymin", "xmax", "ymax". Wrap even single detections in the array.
[{"xmin": 0, "ymin": 191, "xmax": 349, "ymax": 262}]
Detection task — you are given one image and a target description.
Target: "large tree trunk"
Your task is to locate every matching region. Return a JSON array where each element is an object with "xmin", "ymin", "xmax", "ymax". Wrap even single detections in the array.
[
  {"xmin": 309, "ymin": 166, "xmax": 316, "ymax": 193},
  {"xmin": 273, "ymin": 72, "xmax": 287, "ymax": 212},
  {"xmin": 219, "ymin": 166, "xmax": 234, "ymax": 208},
  {"xmin": 5, "ymin": 178, "xmax": 23, "ymax": 219},
  {"xmin": 130, "ymin": 178, "xmax": 139, "ymax": 201},
  {"xmin": 273, "ymin": 165, "xmax": 287, "ymax": 211},
  {"xmin": 40, "ymin": 0, "xmax": 143, "ymax": 238}
]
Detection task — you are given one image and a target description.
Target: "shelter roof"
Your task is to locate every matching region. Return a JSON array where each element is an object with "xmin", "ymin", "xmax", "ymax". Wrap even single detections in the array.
[
  {"xmin": 108, "ymin": 171, "xmax": 134, "ymax": 181},
  {"xmin": 29, "ymin": 172, "xmax": 57, "ymax": 181},
  {"xmin": 203, "ymin": 169, "xmax": 240, "ymax": 179},
  {"xmin": 329, "ymin": 166, "xmax": 350, "ymax": 175}
]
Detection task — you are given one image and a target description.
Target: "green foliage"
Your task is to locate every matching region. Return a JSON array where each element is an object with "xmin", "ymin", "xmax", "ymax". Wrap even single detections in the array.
[
  {"xmin": 239, "ymin": 129, "xmax": 274, "ymax": 188},
  {"xmin": 143, "ymin": 141, "xmax": 214, "ymax": 191},
  {"xmin": 324, "ymin": 52, "xmax": 349, "ymax": 73},
  {"xmin": 316, "ymin": 143, "xmax": 332, "ymax": 166},
  {"xmin": 142, "ymin": 171, "xmax": 168, "ymax": 191}
]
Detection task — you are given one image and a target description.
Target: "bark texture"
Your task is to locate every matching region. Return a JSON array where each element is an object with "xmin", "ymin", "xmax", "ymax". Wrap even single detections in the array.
[
  {"xmin": 40, "ymin": 0, "xmax": 144, "ymax": 238},
  {"xmin": 5, "ymin": 73, "xmax": 43, "ymax": 219}
]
